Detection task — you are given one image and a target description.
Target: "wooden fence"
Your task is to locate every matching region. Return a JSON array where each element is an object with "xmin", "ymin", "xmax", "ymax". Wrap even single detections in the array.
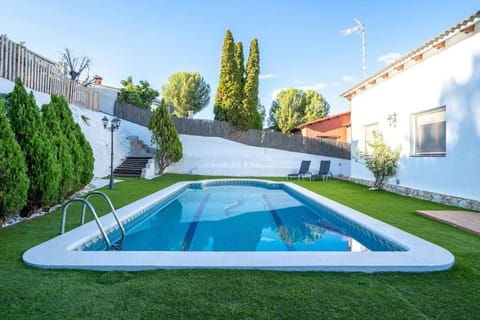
[
  {"xmin": 114, "ymin": 101, "xmax": 351, "ymax": 159},
  {"xmin": 0, "ymin": 35, "xmax": 99, "ymax": 111}
]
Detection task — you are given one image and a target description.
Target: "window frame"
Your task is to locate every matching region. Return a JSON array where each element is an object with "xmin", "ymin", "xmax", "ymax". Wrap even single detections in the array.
[{"xmin": 410, "ymin": 106, "xmax": 446, "ymax": 157}]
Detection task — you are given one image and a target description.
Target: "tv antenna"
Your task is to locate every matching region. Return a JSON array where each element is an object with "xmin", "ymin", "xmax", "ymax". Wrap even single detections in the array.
[{"xmin": 342, "ymin": 18, "xmax": 366, "ymax": 78}]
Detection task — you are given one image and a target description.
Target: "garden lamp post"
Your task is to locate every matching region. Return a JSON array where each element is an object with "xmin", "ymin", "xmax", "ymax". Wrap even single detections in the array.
[{"xmin": 102, "ymin": 116, "xmax": 121, "ymax": 189}]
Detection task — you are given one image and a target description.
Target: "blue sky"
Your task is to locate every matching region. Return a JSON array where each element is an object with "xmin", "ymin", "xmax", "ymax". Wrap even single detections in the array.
[{"xmin": 1, "ymin": 1, "xmax": 478, "ymax": 120}]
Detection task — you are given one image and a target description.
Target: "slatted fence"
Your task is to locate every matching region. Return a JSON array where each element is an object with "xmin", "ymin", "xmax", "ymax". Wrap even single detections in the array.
[{"xmin": 0, "ymin": 35, "xmax": 98, "ymax": 110}]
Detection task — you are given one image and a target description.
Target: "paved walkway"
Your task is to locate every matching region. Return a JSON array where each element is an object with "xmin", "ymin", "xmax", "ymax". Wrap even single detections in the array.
[{"xmin": 415, "ymin": 210, "xmax": 480, "ymax": 236}]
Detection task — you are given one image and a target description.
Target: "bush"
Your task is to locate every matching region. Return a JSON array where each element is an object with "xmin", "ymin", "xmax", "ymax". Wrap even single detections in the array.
[
  {"xmin": 148, "ymin": 99, "xmax": 183, "ymax": 173},
  {"xmin": 356, "ymin": 131, "xmax": 400, "ymax": 189},
  {"xmin": 118, "ymin": 76, "xmax": 159, "ymax": 109},
  {"xmin": 52, "ymin": 95, "xmax": 94, "ymax": 189},
  {"xmin": 6, "ymin": 78, "xmax": 61, "ymax": 214},
  {"xmin": 0, "ymin": 99, "xmax": 29, "ymax": 221},
  {"xmin": 42, "ymin": 95, "xmax": 76, "ymax": 198}
]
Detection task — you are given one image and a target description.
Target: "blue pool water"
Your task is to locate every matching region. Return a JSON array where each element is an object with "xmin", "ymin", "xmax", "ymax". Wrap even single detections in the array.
[{"xmin": 84, "ymin": 181, "xmax": 403, "ymax": 252}]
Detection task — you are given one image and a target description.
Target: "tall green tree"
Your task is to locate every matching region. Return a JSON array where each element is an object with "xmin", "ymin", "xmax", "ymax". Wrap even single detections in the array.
[
  {"xmin": 269, "ymin": 88, "xmax": 330, "ymax": 132},
  {"xmin": 162, "ymin": 72, "xmax": 211, "ymax": 117},
  {"xmin": 6, "ymin": 78, "xmax": 61, "ymax": 214},
  {"xmin": 0, "ymin": 98, "xmax": 29, "ymax": 221},
  {"xmin": 234, "ymin": 42, "xmax": 245, "ymax": 90},
  {"xmin": 77, "ymin": 123, "xmax": 94, "ymax": 186},
  {"xmin": 242, "ymin": 39, "xmax": 261, "ymax": 130},
  {"xmin": 271, "ymin": 88, "xmax": 307, "ymax": 133},
  {"xmin": 52, "ymin": 95, "xmax": 94, "ymax": 189},
  {"xmin": 41, "ymin": 95, "xmax": 76, "ymax": 199},
  {"xmin": 304, "ymin": 90, "xmax": 330, "ymax": 122},
  {"xmin": 148, "ymin": 99, "xmax": 183, "ymax": 174},
  {"xmin": 118, "ymin": 76, "xmax": 159, "ymax": 109},
  {"xmin": 214, "ymin": 30, "xmax": 243, "ymax": 123}
]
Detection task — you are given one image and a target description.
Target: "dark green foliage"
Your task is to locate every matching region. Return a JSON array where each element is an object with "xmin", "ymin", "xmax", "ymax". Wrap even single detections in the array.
[
  {"xmin": 161, "ymin": 72, "xmax": 211, "ymax": 117},
  {"xmin": 6, "ymin": 78, "xmax": 61, "ymax": 214},
  {"xmin": 252, "ymin": 102, "xmax": 265, "ymax": 130},
  {"xmin": 118, "ymin": 76, "xmax": 159, "ymax": 109},
  {"xmin": 242, "ymin": 39, "xmax": 262, "ymax": 130},
  {"xmin": 41, "ymin": 96, "xmax": 76, "ymax": 198},
  {"xmin": 0, "ymin": 99, "xmax": 29, "ymax": 221},
  {"xmin": 214, "ymin": 30, "xmax": 243, "ymax": 124},
  {"xmin": 148, "ymin": 100, "xmax": 183, "ymax": 173},
  {"xmin": 52, "ymin": 95, "xmax": 94, "ymax": 190},
  {"xmin": 215, "ymin": 31, "xmax": 262, "ymax": 131},
  {"xmin": 77, "ymin": 123, "xmax": 94, "ymax": 186}
]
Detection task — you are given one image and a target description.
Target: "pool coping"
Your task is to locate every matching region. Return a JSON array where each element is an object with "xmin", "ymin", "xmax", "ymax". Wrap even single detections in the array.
[{"xmin": 23, "ymin": 179, "xmax": 455, "ymax": 272}]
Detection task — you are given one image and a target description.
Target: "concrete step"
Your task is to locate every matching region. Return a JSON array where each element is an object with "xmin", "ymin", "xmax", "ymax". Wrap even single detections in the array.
[{"xmin": 113, "ymin": 157, "xmax": 153, "ymax": 177}]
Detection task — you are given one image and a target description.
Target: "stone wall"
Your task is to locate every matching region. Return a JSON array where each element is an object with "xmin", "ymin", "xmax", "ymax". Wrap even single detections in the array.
[{"xmin": 348, "ymin": 177, "xmax": 480, "ymax": 211}]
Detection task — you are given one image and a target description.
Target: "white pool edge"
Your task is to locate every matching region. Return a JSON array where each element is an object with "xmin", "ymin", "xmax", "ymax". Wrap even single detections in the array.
[{"xmin": 23, "ymin": 179, "xmax": 455, "ymax": 272}]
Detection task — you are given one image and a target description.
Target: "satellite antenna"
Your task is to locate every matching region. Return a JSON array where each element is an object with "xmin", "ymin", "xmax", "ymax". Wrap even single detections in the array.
[{"xmin": 342, "ymin": 18, "xmax": 366, "ymax": 78}]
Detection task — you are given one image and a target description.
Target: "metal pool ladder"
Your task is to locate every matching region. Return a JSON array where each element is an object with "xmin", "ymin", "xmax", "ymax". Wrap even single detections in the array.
[{"xmin": 60, "ymin": 191, "xmax": 125, "ymax": 249}]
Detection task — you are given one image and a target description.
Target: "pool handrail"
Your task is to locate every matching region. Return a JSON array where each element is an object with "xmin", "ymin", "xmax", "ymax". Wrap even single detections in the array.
[
  {"xmin": 60, "ymin": 198, "xmax": 112, "ymax": 248},
  {"xmin": 82, "ymin": 191, "xmax": 125, "ymax": 242}
]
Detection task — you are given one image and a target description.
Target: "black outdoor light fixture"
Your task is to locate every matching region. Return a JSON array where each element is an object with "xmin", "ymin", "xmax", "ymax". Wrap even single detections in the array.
[{"xmin": 102, "ymin": 116, "xmax": 121, "ymax": 189}]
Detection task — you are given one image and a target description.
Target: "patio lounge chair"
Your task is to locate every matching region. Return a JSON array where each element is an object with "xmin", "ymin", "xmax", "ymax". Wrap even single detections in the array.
[
  {"xmin": 287, "ymin": 160, "xmax": 311, "ymax": 180},
  {"xmin": 311, "ymin": 160, "xmax": 331, "ymax": 181}
]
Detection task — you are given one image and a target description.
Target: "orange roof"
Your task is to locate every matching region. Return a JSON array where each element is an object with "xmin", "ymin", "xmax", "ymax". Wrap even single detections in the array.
[{"xmin": 296, "ymin": 111, "xmax": 351, "ymax": 129}]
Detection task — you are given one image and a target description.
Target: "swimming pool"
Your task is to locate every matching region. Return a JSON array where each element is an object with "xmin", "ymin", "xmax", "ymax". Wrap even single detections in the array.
[{"xmin": 23, "ymin": 179, "xmax": 454, "ymax": 272}]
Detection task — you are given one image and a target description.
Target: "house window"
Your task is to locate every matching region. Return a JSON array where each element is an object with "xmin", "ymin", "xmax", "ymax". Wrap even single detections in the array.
[
  {"xmin": 364, "ymin": 123, "xmax": 379, "ymax": 154},
  {"xmin": 411, "ymin": 107, "xmax": 446, "ymax": 156}
]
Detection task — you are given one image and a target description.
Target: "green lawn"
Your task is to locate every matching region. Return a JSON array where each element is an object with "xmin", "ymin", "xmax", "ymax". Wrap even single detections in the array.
[{"xmin": 1, "ymin": 174, "xmax": 479, "ymax": 319}]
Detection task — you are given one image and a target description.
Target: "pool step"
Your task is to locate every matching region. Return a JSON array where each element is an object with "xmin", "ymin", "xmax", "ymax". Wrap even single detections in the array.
[{"xmin": 113, "ymin": 156, "xmax": 153, "ymax": 177}]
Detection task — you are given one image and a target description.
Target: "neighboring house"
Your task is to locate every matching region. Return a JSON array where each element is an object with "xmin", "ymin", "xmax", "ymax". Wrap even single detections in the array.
[
  {"xmin": 294, "ymin": 111, "xmax": 351, "ymax": 143},
  {"xmin": 341, "ymin": 11, "xmax": 480, "ymax": 209},
  {"xmin": 90, "ymin": 75, "xmax": 120, "ymax": 115}
]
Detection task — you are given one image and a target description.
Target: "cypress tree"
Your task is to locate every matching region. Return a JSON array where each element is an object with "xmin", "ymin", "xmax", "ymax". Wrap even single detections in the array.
[
  {"xmin": 214, "ymin": 29, "xmax": 238, "ymax": 122},
  {"xmin": 148, "ymin": 99, "xmax": 183, "ymax": 174},
  {"xmin": 41, "ymin": 95, "xmax": 75, "ymax": 198},
  {"xmin": 241, "ymin": 38, "xmax": 261, "ymax": 130},
  {"xmin": 53, "ymin": 95, "xmax": 93, "ymax": 189},
  {"xmin": 6, "ymin": 78, "xmax": 61, "ymax": 214},
  {"xmin": 228, "ymin": 41, "xmax": 245, "ymax": 127},
  {"xmin": 77, "ymin": 123, "xmax": 94, "ymax": 186},
  {"xmin": 0, "ymin": 98, "xmax": 29, "ymax": 221}
]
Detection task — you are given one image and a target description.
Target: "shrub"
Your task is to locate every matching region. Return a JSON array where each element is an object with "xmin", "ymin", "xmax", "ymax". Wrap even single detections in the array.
[
  {"xmin": 0, "ymin": 99, "xmax": 29, "ymax": 221},
  {"xmin": 6, "ymin": 78, "xmax": 61, "ymax": 214},
  {"xmin": 52, "ymin": 95, "xmax": 94, "ymax": 189},
  {"xmin": 356, "ymin": 131, "xmax": 400, "ymax": 189},
  {"xmin": 148, "ymin": 99, "xmax": 183, "ymax": 173},
  {"xmin": 41, "ymin": 95, "xmax": 76, "ymax": 198},
  {"xmin": 118, "ymin": 76, "xmax": 159, "ymax": 109}
]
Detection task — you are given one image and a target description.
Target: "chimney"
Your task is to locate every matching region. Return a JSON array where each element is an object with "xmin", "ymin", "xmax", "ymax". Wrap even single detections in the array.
[{"xmin": 93, "ymin": 74, "xmax": 103, "ymax": 86}]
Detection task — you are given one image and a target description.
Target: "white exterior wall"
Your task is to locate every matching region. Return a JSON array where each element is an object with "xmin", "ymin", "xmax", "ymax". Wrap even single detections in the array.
[
  {"xmin": 91, "ymin": 86, "xmax": 118, "ymax": 115},
  {"xmin": 120, "ymin": 119, "xmax": 350, "ymax": 177},
  {"xmin": 350, "ymin": 31, "xmax": 480, "ymax": 201}
]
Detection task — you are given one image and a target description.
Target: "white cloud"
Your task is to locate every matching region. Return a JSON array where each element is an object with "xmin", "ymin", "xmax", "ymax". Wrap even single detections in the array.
[
  {"xmin": 259, "ymin": 73, "xmax": 277, "ymax": 80},
  {"xmin": 378, "ymin": 52, "xmax": 402, "ymax": 65},
  {"xmin": 342, "ymin": 75, "xmax": 354, "ymax": 82}
]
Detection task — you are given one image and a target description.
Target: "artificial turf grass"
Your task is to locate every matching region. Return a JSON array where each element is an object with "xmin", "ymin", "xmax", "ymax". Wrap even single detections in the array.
[{"xmin": 1, "ymin": 175, "xmax": 479, "ymax": 319}]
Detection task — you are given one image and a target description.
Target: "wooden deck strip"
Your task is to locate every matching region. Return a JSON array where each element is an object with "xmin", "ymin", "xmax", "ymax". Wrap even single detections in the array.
[{"xmin": 415, "ymin": 210, "xmax": 480, "ymax": 236}]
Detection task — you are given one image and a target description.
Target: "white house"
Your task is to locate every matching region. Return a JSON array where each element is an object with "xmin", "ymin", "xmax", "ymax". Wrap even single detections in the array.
[
  {"xmin": 341, "ymin": 11, "xmax": 480, "ymax": 210},
  {"xmin": 90, "ymin": 75, "xmax": 120, "ymax": 115}
]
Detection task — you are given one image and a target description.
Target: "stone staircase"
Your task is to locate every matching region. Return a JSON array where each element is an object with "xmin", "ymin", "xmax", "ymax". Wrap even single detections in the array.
[
  {"xmin": 113, "ymin": 156, "xmax": 153, "ymax": 177},
  {"xmin": 113, "ymin": 136, "xmax": 156, "ymax": 178}
]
